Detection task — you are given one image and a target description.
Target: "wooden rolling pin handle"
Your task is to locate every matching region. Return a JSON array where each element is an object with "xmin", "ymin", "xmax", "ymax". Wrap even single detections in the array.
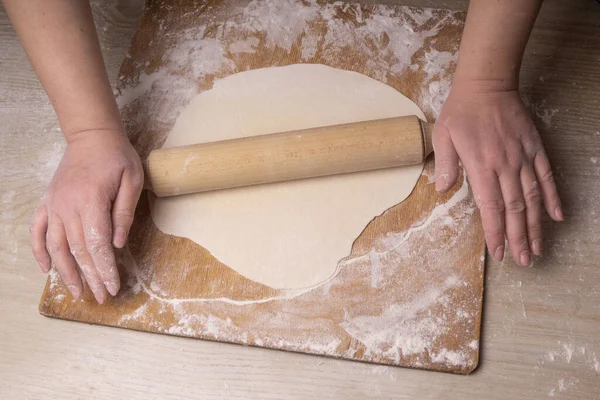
[{"xmin": 144, "ymin": 116, "xmax": 434, "ymax": 197}]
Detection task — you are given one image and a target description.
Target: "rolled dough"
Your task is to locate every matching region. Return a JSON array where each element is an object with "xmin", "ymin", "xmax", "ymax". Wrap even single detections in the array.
[{"xmin": 150, "ymin": 64, "xmax": 425, "ymax": 290}]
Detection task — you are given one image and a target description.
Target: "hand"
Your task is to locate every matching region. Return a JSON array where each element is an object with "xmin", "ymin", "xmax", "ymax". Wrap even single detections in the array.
[
  {"xmin": 433, "ymin": 81, "xmax": 563, "ymax": 266},
  {"xmin": 30, "ymin": 129, "xmax": 143, "ymax": 303}
]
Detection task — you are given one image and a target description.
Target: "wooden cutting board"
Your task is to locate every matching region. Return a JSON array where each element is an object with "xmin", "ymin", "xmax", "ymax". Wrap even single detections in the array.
[{"xmin": 39, "ymin": 0, "xmax": 485, "ymax": 374}]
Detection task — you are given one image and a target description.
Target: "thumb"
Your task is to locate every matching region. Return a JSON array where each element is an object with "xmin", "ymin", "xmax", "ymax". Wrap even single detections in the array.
[
  {"xmin": 432, "ymin": 120, "xmax": 459, "ymax": 193},
  {"xmin": 111, "ymin": 170, "xmax": 143, "ymax": 248}
]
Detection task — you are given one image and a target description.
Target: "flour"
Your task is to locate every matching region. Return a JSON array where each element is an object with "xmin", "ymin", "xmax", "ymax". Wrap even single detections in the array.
[
  {"xmin": 548, "ymin": 377, "xmax": 578, "ymax": 398},
  {"xmin": 118, "ymin": 303, "xmax": 149, "ymax": 324},
  {"xmin": 241, "ymin": 0, "xmax": 320, "ymax": 53},
  {"xmin": 228, "ymin": 37, "xmax": 260, "ymax": 54},
  {"xmin": 563, "ymin": 344, "xmax": 574, "ymax": 364},
  {"xmin": 116, "ymin": 1, "xmax": 460, "ymax": 133},
  {"xmin": 541, "ymin": 342, "xmax": 600, "ymax": 374},
  {"xmin": 47, "ymin": 268, "xmax": 61, "ymax": 291},
  {"xmin": 119, "ymin": 163, "xmax": 479, "ymax": 365},
  {"xmin": 340, "ymin": 274, "xmax": 471, "ymax": 367},
  {"xmin": 112, "ymin": 0, "xmax": 475, "ymax": 370},
  {"xmin": 368, "ymin": 250, "xmax": 383, "ymax": 289},
  {"xmin": 375, "ymin": 172, "xmax": 473, "ymax": 254},
  {"xmin": 430, "ymin": 348, "xmax": 468, "ymax": 367}
]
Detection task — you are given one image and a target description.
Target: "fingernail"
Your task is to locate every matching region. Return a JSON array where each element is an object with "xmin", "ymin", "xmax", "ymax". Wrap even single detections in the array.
[
  {"xmin": 104, "ymin": 281, "xmax": 119, "ymax": 296},
  {"xmin": 494, "ymin": 246, "xmax": 505, "ymax": 261},
  {"xmin": 114, "ymin": 227, "xmax": 128, "ymax": 248},
  {"xmin": 555, "ymin": 206, "xmax": 564, "ymax": 221},
  {"xmin": 68, "ymin": 285, "xmax": 80, "ymax": 299},
  {"xmin": 520, "ymin": 250, "xmax": 531, "ymax": 266},
  {"xmin": 532, "ymin": 239, "xmax": 543, "ymax": 256}
]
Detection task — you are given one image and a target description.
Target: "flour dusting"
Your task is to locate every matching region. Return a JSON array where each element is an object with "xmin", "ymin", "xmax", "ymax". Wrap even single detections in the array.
[
  {"xmin": 228, "ymin": 37, "xmax": 260, "ymax": 54},
  {"xmin": 113, "ymin": 0, "xmax": 476, "ymax": 372},
  {"xmin": 116, "ymin": 0, "xmax": 460, "ymax": 133}
]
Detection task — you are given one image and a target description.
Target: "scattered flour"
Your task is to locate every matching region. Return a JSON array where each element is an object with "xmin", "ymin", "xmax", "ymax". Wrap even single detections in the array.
[
  {"xmin": 548, "ymin": 377, "xmax": 578, "ymax": 398},
  {"xmin": 340, "ymin": 274, "xmax": 470, "ymax": 366},
  {"xmin": 563, "ymin": 344, "xmax": 574, "ymax": 364},
  {"xmin": 112, "ymin": 0, "xmax": 476, "ymax": 371},
  {"xmin": 116, "ymin": 0, "xmax": 461, "ymax": 132},
  {"xmin": 118, "ymin": 303, "xmax": 149, "ymax": 324},
  {"xmin": 542, "ymin": 342, "xmax": 600, "ymax": 374},
  {"xmin": 228, "ymin": 37, "xmax": 260, "ymax": 54},
  {"xmin": 430, "ymin": 348, "xmax": 468, "ymax": 367}
]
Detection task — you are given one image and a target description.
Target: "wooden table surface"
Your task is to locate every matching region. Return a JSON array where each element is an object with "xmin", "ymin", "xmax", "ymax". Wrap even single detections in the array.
[{"xmin": 1, "ymin": 0, "xmax": 598, "ymax": 399}]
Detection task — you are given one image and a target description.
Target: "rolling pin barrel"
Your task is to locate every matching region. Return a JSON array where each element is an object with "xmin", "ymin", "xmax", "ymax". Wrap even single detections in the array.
[{"xmin": 144, "ymin": 115, "xmax": 434, "ymax": 197}]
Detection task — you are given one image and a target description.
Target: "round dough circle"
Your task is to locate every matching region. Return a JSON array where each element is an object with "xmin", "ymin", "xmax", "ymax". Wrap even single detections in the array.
[{"xmin": 150, "ymin": 64, "xmax": 425, "ymax": 290}]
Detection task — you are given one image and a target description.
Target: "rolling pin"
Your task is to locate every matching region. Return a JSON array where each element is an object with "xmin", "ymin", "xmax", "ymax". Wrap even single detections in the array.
[{"xmin": 144, "ymin": 115, "xmax": 434, "ymax": 197}]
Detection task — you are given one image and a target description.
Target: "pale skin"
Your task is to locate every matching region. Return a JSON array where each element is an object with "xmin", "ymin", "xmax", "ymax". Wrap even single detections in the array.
[
  {"xmin": 3, "ymin": 0, "xmax": 144, "ymax": 303},
  {"xmin": 433, "ymin": 0, "xmax": 563, "ymax": 267},
  {"xmin": 3, "ymin": 0, "xmax": 561, "ymax": 303}
]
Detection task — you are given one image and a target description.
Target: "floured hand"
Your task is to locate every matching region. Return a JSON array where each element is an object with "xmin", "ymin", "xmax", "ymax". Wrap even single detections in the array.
[
  {"xmin": 30, "ymin": 129, "xmax": 143, "ymax": 303},
  {"xmin": 432, "ymin": 82, "xmax": 563, "ymax": 266}
]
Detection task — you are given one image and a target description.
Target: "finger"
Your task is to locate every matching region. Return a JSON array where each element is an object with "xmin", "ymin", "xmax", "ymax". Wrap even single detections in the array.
[
  {"xmin": 468, "ymin": 169, "xmax": 506, "ymax": 262},
  {"xmin": 534, "ymin": 150, "xmax": 563, "ymax": 221},
  {"xmin": 30, "ymin": 205, "xmax": 51, "ymax": 273},
  {"xmin": 521, "ymin": 165, "xmax": 543, "ymax": 256},
  {"xmin": 111, "ymin": 170, "xmax": 143, "ymax": 248},
  {"xmin": 432, "ymin": 121, "xmax": 460, "ymax": 193},
  {"xmin": 45, "ymin": 212, "xmax": 83, "ymax": 299},
  {"xmin": 499, "ymin": 171, "xmax": 530, "ymax": 266},
  {"xmin": 82, "ymin": 208, "xmax": 120, "ymax": 297},
  {"xmin": 63, "ymin": 215, "xmax": 108, "ymax": 304}
]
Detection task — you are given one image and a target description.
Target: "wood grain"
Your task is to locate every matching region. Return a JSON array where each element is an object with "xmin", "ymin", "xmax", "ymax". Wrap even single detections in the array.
[
  {"xmin": 144, "ymin": 116, "xmax": 432, "ymax": 196},
  {"xmin": 37, "ymin": 0, "xmax": 484, "ymax": 374},
  {"xmin": 1, "ymin": 0, "xmax": 600, "ymax": 399}
]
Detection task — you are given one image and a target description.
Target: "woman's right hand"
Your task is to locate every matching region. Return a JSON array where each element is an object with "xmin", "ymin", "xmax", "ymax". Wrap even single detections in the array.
[{"xmin": 30, "ymin": 129, "xmax": 144, "ymax": 303}]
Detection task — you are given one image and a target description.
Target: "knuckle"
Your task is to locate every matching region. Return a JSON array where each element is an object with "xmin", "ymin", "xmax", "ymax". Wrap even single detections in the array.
[
  {"xmin": 524, "ymin": 186, "xmax": 541, "ymax": 204},
  {"xmin": 485, "ymin": 224, "xmax": 505, "ymax": 236},
  {"xmin": 494, "ymin": 145, "xmax": 523, "ymax": 170},
  {"xmin": 85, "ymin": 200, "xmax": 111, "ymax": 214},
  {"xmin": 505, "ymin": 199, "xmax": 526, "ymax": 214},
  {"xmin": 478, "ymin": 198, "xmax": 505, "ymax": 213},
  {"xmin": 46, "ymin": 239, "xmax": 63, "ymax": 255},
  {"xmin": 114, "ymin": 208, "xmax": 135, "ymax": 221},
  {"xmin": 507, "ymin": 234, "xmax": 529, "ymax": 247},
  {"xmin": 69, "ymin": 242, "xmax": 87, "ymax": 259},
  {"xmin": 539, "ymin": 169, "xmax": 555, "ymax": 185},
  {"xmin": 521, "ymin": 138, "xmax": 541, "ymax": 156},
  {"xmin": 130, "ymin": 170, "xmax": 145, "ymax": 189}
]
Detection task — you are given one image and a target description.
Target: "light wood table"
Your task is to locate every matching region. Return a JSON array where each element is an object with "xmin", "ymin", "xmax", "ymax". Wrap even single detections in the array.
[{"xmin": 1, "ymin": 1, "xmax": 598, "ymax": 399}]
